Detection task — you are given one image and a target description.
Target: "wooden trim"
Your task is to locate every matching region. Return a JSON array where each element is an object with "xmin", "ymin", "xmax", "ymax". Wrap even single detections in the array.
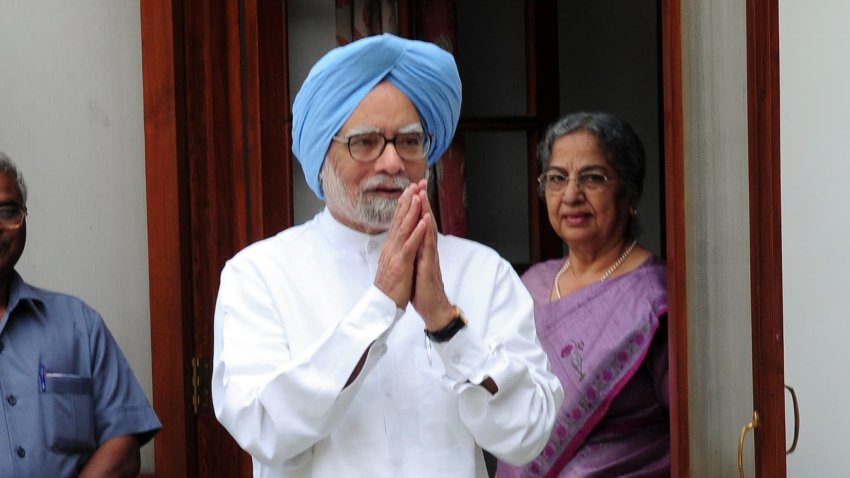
[
  {"xmin": 660, "ymin": 0, "xmax": 689, "ymax": 475},
  {"xmin": 182, "ymin": 2, "xmax": 249, "ymax": 475},
  {"xmin": 242, "ymin": 0, "xmax": 266, "ymax": 242},
  {"xmin": 140, "ymin": 0, "xmax": 194, "ymax": 476},
  {"xmin": 746, "ymin": 0, "xmax": 786, "ymax": 475},
  {"xmin": 525, "ymin": 0, "xmax": 562, "ymax": 264},
  {"xmin": 524, "ymin": 0, "xmax": 542, "ymax": 264},
  {"xmin": 142, "ymin": 0, "xmax": 293, "ymax": 475},
  {"xmin": 398, "ymin": 0, "xmax": 414, "ymax": 37},
  {"xmin": 256, "ymin": 0, "xmax": 293, "ymax": 234},
  {"xmin": 459, "ymin": 116, "xmax": 540, "ymax": 131}
]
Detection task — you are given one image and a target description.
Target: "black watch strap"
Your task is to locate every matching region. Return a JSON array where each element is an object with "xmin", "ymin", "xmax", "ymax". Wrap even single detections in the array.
[{"xmin": 424, "ymin": 306, "xmax": 467, "ymax": 343}]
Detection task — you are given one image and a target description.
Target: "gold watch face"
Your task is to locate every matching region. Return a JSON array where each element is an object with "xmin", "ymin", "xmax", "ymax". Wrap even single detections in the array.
[{"xmin": 452, "ymin": 305, "xmax": 467, "ymax": 325}]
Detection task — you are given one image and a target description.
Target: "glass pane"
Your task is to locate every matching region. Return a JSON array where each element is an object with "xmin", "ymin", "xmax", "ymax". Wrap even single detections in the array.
[
  {"xmin": 287, "ymin": 0, "xmax": 336, "ymax": 224},
  {"xmin": 287, "ymin": 0, "xmax": 336, "ymax": 109},
  {"xmin": 292, "ymin": 160, "xmax": 325, "ymax": 225},
  {"xmin": 456, "ymin": 0, "xmax": 527, "ymax": 117},
  {"xmin": 464, "ymin": 131, "xmax": 529, "ymax": 264}
]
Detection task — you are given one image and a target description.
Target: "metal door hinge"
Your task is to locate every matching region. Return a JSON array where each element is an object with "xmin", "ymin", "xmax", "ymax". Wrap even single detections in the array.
[{"xmin": 191, "ymin": 356, "xmax": 212, "ymax": 415}]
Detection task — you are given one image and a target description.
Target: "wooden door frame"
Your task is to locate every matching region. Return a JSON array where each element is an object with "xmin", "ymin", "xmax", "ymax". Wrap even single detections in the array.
[
  {"xmin": 664, "ymin": 0, "xmax": 786, "ymax": 475},
  {"xmin": 141, "ymin": 0, "xmax": 290, "ymax": 476},
  {"xmin": 660, "ymin": 0, "xmax": 689, "ymax": 475},
  {"xmin": 746, "ymin": 0, "xmax": 786, "ymax": 475},
  {"xmin": 140, "ymin": 1, "xmax": 193, "ymax": 475}
]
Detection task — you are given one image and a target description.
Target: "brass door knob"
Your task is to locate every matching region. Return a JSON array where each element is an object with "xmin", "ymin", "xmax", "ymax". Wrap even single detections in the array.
[{"xmin": 737, "ymin": 410, "xmax": 760, "ymax": 478}]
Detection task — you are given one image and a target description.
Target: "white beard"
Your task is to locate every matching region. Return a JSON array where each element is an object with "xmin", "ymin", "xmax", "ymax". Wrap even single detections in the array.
[{"xmin": 321, "ymin": 159, "xmax": 416, "ymax": 232}]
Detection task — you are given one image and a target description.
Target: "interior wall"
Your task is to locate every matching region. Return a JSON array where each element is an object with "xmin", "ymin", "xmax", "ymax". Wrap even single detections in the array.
[
  {"xmin": 780, "ymin": 1, "xmax": 850, "ymax": 475},
  {"xmin": 680, "ymin": 0, "xmax": 755, "ymax": 476},
  {"xmin": 0, "ymin": 1, "xmax": 155, "ymax": 472}
]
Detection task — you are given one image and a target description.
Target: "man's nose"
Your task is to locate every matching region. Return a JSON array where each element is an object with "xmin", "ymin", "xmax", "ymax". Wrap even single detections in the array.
[{"xmin": 373, "ymin": 142, "xmax": 405, "ymax": 174}]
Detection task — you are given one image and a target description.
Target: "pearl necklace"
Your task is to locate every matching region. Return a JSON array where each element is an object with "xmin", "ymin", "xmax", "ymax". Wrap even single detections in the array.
[{"xmin": 553, "ymin": 240, "xmax": 638, "ymax": 299}]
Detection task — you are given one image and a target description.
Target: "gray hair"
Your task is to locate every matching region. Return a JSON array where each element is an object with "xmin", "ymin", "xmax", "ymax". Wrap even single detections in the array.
[
  {"xmin": 0, "ymin": 151, "xmax": 28, "ymax": 206},
  {"xmin": 537, "ymin": 112, "xmax": 646, "ymax": 238}
]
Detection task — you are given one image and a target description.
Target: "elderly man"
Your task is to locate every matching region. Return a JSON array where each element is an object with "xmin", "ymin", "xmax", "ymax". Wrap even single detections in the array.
[
  {"xmin": 0, "ymin": 152, "xmax": 161, "ymax": 477},
  {"xmin": 212, "ymin": 33, "xmax": 562, "ymax": 477}
]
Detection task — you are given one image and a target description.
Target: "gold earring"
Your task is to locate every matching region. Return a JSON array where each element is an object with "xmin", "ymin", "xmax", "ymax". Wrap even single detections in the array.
[{"xmin": 629, "ymin": 206, "xmax": 638, "ymax": 217}]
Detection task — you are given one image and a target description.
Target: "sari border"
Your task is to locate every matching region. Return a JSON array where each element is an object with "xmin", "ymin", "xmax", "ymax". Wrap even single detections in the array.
[{"xmin": 542, "ymin": 318, "xmax": 662, "ymax": 478}]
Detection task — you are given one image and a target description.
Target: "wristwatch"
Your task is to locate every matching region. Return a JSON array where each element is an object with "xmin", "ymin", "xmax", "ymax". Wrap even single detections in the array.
[{"xmin": 424, "ymin": 305, "xmax": 467, "ymax": 343}]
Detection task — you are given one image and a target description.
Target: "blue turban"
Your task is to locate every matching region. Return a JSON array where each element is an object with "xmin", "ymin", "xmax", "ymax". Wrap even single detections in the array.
[{"xmin": 292, "ymin": 33, "xmax": 462, "ymax": 199}]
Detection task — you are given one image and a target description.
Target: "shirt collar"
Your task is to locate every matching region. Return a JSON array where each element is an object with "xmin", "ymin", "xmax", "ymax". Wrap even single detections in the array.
[
  {"xmin": 317, "ymin": 207, "xmax": 388, "ymax": 254},
  {"xmin": 7, "ymin": 271, "xmax": 42, "ymax": 310},
  {"xmin": 0, "ymin": 271, "xmax": 44, "ymax": 334}
]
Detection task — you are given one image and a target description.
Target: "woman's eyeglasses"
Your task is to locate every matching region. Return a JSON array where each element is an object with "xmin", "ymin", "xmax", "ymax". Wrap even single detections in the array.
[{"xmin": 537, "ymin": 171, "xmax": 614, "ymax": 195}]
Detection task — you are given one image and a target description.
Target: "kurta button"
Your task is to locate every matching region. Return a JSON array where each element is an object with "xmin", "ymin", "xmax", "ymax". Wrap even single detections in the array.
[
  {"xmin": 452, "ymin": 355, "xmax": 462, "ymax": 365},
  {"xmin": 6, "ymin": 395, "xmax": 16, "ymax": 406},
  {"xmin": 16, "ymin": 446, "xmax": 25, "ymax": 458}
]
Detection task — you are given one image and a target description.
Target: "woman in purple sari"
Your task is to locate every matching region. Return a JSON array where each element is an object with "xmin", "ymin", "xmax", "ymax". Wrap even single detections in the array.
[{"xmin": 499, "ymin": 112, "xmax": 669, "ymax": 477}]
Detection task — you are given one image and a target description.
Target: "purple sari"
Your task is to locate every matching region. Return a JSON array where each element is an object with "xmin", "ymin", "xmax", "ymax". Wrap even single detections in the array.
[{"xmin": 499, "ymin": 256, "xmax": 670, "ymax": 478}]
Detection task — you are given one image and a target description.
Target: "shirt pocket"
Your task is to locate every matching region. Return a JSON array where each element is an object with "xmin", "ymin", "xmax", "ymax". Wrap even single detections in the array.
[{"xmin": 40, "ymin": 373, "xmax": 96, "ymax": 452}]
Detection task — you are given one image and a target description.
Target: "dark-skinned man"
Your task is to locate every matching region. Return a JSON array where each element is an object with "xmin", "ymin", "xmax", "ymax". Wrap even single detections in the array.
[{"xmin": 0, "ymin": 152, "xmax": 160, "ymax": 477}]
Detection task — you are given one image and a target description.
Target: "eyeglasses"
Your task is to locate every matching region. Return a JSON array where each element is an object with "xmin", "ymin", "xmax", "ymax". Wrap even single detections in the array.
[
  {"xmin": 537, "ymin": 170, "xmax": 614, "ymax": 195},
  {"xmin": 0, "ymin": 205, "xmax": 27, "ymax": 229},
  {"xmin": 332, "ymin": 132, "xmax": 432, "ymax": 162}
]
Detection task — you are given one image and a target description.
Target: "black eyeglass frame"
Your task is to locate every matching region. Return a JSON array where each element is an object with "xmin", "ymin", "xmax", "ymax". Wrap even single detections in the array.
[{"xmin": 331, "ymin": 132, "xmax": 433, "ymax": 163}]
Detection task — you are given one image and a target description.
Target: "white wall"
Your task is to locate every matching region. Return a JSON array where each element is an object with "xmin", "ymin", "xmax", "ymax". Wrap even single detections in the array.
[
  {"xmin": 780, "ymin": 1, "xmax": 850, "ymax": 475},
  {"xmin": 0, "ymin": 0, "xmax": 155, "ymax": 472}
]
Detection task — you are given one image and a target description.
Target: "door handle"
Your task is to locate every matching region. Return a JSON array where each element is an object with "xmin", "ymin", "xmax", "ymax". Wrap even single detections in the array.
[
  {"xmin": 785, "ymin": 384, "xmax": 800, "ymax": 454},
  {"xmin": 737, "ymin": 410, "xmax": 760, "ymax": 478}
]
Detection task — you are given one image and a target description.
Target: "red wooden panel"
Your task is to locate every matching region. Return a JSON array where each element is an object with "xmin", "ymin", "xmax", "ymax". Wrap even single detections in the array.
[
  {"xmin": 256, "ymin": 0, "xmax": 293, "ymax": 235},
  {"xmin": 660, "ymin": 0, "xmax": 689, "ymax": 476},
  {"xmin": 746, "ymin": 0, "xmax": 786, "ymax": 476},
  {"xmin": 140, "ymin": 0, "xmax": 194, "ymax": 476},
  {"xmin": 182, "ymin": 1, "xmax": 254, "ymax": 476},
  {"xmin": 526, "ymin": 0, "xmax": 562, "ymax": 263},
  {"xmin": 142, "ymin": 0, "xmax": 291, "ymax": 476}
]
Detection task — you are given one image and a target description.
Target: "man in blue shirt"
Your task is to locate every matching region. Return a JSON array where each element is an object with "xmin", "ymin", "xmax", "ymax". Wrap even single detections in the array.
[{"xmin": 0, "ymin": 152, "xmax": 161, "ymax": 477}]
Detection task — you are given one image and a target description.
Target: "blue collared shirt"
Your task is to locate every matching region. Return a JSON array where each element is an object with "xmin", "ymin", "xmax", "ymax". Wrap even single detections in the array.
[{"xmin": 0, "ymin": 272, "xmax": 161, "ymax": 477}]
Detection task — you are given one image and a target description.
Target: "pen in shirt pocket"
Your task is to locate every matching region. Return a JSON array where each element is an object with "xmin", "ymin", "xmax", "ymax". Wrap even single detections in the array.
[{"xmin": 38, "ymin": 362, "xmax": 46, "ymax": 392}]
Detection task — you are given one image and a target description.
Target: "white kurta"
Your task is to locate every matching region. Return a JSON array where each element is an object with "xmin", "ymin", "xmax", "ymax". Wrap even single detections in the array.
[{"xmin": 212, "ymin": 209, "xmax": 563, "ymax": 478}]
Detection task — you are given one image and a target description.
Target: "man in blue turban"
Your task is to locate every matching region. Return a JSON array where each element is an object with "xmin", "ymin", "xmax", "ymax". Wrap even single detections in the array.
[
  {"xmin": 292, "ymin": 33, "xmax": 461, "ymax": 200},
  {"xmin": 213, "ymin": 33, "xmax": 562, "ymax": 478}
]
